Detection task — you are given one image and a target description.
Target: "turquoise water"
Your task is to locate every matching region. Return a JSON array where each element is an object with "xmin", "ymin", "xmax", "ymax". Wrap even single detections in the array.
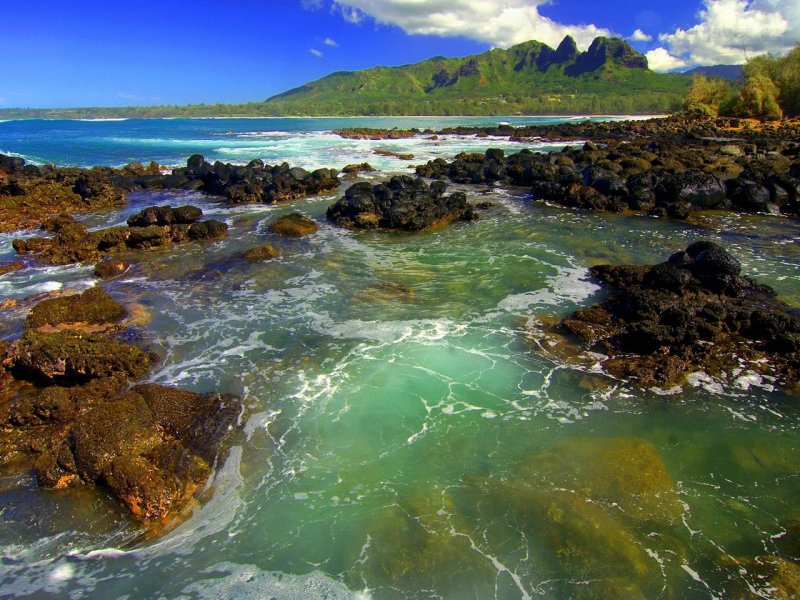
[
  {"xmin": 1, "ymin": 119, "xmax": 800, "ymax": 599},
  {"xmin": 0, "ymin": 116, "xmax": 630, "ymax": 170}
]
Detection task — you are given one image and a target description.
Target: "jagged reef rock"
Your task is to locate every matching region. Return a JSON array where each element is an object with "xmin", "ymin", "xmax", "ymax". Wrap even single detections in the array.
[
  {"xmin": 0, "ymin": 292, "xmax": 241, "ymax": 524},
  {"xmin": 12, "ymin": 207, "xmax": 227, "ymax": 266},
  {"xmin": 554, "ymin": 241, "xmax": 800, "ymax": 388},
  {"xmin": 327, "ymin": 176, "xmax": 477, "ymax": 231}
]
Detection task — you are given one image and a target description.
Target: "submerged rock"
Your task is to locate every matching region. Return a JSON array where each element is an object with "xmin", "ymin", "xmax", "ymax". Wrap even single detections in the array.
[
  {"xmin": 465, "ymin": 436, "xmax": 686, "ymax": 599},
  {"xmin": 243, "ymin": 243, "xmax": 281, "ymax": 261},
  {"xmin": 326, "ymin": 176, "xmax": 476, "ymax": 231},
  {"xmin": 268, "ymin": 213, "xmax": 319, "ymax": 237},
  {"xmin": 553, "ymin": 241, "xmax": 800, "ymax": 388}
]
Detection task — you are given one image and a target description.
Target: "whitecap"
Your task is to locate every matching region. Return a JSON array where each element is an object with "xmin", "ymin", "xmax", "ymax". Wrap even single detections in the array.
[
  {"xmin": 498, "ymin": 265, "xmax": 600, "ymax": 313},
  {"xmin": 181, "ymin": 562, "xmax": 368, "ymax": 600}
]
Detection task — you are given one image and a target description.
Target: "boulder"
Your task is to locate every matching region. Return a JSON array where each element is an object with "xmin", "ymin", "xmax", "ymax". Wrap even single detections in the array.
[
  {"xmin": 187, "ymin": 219, "xmax": 228, "ymax": 241},
  {"xmin": 327, "ymin": 176, "xmax": 474, "ymax": 231},
  {"xmin": 243, "ymin": 244, "xmax": 281, "ymax": 261},
  {"xmin": 11, "ymin": 330, "xmax": 156, "ymax": 384},
  {"xmin": 25, "ymin": 286, "xmax": 125, "ymax": 330}
]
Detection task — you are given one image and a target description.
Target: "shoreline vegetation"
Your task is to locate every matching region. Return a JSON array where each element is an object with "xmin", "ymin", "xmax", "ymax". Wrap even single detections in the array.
[{"xmin": 2, "ymin": 114, "xmax": 800, "ymax": 552}]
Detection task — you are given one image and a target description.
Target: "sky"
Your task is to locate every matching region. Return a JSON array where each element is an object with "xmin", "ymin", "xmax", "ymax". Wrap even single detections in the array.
[{"xmin": 1, "ymin": 0, "xmax": 797, "ymax": 108}]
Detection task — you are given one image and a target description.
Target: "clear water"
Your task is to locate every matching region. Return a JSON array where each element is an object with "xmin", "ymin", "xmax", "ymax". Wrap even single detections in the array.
[{"xmin": 1, "ymin": 118, "xmax": 799, "ymax": 599}]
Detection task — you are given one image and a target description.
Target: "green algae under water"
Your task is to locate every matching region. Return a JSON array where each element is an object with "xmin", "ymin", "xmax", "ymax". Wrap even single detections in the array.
[{"xmin": 1, "ymin": 187, "xmax": 800, "ymax": 599}]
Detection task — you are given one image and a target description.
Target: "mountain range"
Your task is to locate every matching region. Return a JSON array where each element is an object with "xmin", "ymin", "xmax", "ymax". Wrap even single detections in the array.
[
  {"xmin": 263, "ymin": 35, "xmax": 690, "ymax": 116},
  {"xmin": 0, "ymin": 36, "xmax": 691, "ymax": 118}
]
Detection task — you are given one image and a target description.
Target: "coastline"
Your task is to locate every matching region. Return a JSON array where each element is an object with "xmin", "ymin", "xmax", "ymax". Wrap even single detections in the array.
[
  {"xmin": 1, "ymin": 113, "xmax": 800, "ymax": 599},
  {"xmin": 0, "ymin": 113, "xmax": 671, "ymax": 122}
]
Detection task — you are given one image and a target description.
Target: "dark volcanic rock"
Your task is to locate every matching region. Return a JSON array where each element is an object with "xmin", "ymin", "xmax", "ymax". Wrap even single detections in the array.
[
  {"xmin": 326, "ymin": 176, "xmax": 475, "ymax": 231},
  {"xmin": 13, "ymin": 207, "xmax": 225, "ymax": 266},
  {"xmin": 552, "ymin": 241, "xmax": 800, "ymax": 388},
  {"xmin": 187, "ymin": 219, "xmax": 228, "ymax": 241},
  {"xmin": 126, "ymin": 205, "xmax": 203, "ymax": 227},
  {"xmin": 165, "ymin": 154, "xmax": 340, "ymax": 204}
]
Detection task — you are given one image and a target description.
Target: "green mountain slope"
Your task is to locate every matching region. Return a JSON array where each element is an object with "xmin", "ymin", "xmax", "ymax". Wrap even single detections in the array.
[
  {"xmin": 0, "ymin": 36, "xmax": 690, "ymax": 119},
  {"xmin": 265, "ymin": 36, "xmax": 690, "ymax": 115}
]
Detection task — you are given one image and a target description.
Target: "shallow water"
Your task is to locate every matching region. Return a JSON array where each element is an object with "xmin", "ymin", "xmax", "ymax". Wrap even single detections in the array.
[{"xmin": 1, "ymin": 119, "xmax": 800, "ymax": 599}]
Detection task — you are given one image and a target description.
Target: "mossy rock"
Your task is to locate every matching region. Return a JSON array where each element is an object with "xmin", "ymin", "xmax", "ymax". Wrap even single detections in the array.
[
  {"xmin": 25, "ymin": 287, "xmax": 125, "ymax": 330},
  {"xmin": 355, "ymin": 490, "xmax": 494, "ymax": 592},
  {"xmin": 0, "ymin": 261, "xmax": 24, "ymax": 277},
  {"xmin": 12, "ymin": 330, "xmax": 156, "ymax": 384},
  {"xmin": 94, "ymin": 260, "xmax": 128, "ymax": 279},
  {"xmin": 69, "ymin": 391, "xmax": 163, "ymax": 482},
  {"xmin": 527, "ymin": 436, "xmax": 684, "ymax": 526},
  {"xmin": 243, "ymin": 244, "xmax": 281, "ymax": 261},
  {"xmin": 187, "ymin": 219, "xmax": 228, "ymax": 241},
  {"xmin": 268, "ymin": 213, "xmax": 319, "ymax": 237}
]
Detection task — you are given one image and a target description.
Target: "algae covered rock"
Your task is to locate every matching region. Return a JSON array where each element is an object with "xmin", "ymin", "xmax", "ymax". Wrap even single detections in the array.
[
  {"xmin": 11, "ymin": 330, "xmax": 155, "ymax": 384},
  {"xmin": 30, "ymin": 383, "xmax": 239, "ymax": 521},
  {"xmin": 25, "ymin": 286, "xmax": 125, "ymax": 330},
  {"xmin": 187, "ymin": 219, "xmax": 228, "ymax": 241},
  {"xmin": 268, "ymin": 213, "xmax": 319, "ymax": 237},
  {"xmin": 243, "ymin": 243, "xmax": 281, "ymax": 261}
]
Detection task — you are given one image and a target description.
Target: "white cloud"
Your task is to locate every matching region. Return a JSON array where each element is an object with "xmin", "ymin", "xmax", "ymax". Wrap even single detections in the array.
[
  {"xmin": 646, "ymin": 48, "xmax": 690, "ymax": 72},
  {"xmin": 630, "ymin": 29, "xmax": 652, "ymax": 42},
  {"xmin": 323, "ymin": 37, "xmax": 338, "ymax": 47},
  {"xmin": 652, "ymin": 0, "xmax": 799, "ymax": 67},
  {"xmin": 329, "ymin": 0, "xmax": 612, "ymax": 50},
  {"xmin": 339, "ymin": 5, "xmax": 364, "ymax": 24},
  {"xmin": 310, "ymin": 48, "xmax": 324, "ymax": 58}
]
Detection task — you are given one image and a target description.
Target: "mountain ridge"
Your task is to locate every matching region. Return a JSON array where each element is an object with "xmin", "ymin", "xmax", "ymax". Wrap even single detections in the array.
[
  {"xmin": 263, "ymin": 35, "xmax": 688, "ymax": 115},
  {"xmin": 0, "ymin": 35, "xmax": 690, "ymax": 118}
]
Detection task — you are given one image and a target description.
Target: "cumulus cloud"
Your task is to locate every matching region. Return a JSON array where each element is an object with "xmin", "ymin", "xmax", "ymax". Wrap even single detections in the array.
[
  {"xmin": 645, "ymin": 48, "xmax": 690, "ymax": 72},
  {"xmin": 327, "ymin": 0, "xmax": 612, "ymax": 50},
  {"xmin": 652, "ymin": 0, "xmax": 799, "ymax": 68},
  {"xmin": 630, "ymin": 29, "xmax": 653, "ymax": 42},
  {"xmin": 323, "ymin": 37, "xmax": 338, "ymax": 47},
  {"xmin": 310, "ymin": 48, "xmax": 324, "ymax": 58}
]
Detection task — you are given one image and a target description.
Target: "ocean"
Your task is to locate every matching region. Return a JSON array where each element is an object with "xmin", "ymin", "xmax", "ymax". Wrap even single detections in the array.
[{"xmin": 0, "ymin": 117, "xmax": 799, "ymax": 599}]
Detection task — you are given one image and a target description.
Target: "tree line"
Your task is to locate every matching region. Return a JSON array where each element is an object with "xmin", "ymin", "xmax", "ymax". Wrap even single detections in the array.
[{"xmin": 684, "ymin": 44, "xmax": 799, "ymax": 119}]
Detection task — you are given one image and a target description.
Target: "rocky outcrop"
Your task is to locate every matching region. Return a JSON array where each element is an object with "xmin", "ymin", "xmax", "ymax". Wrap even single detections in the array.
[
  {"xmin": 0, "ymin": 291, "xmax": 240, "ymax": 524},
  {"xmin": 326, "ymin": 176, "xmax": 478, "ymax": 231},
  {"xmin": 567, "ymin": 36, "xmax": 648, "ymax": 75},
  {"xmin": 12, "ymin": 207, "xmax": 227, "ymax": 266},
  {"xmin": 0, "ymin": 159, "xmax": 128, "ymax": 233},
  {"xmin": 413, "ymin": 121, "xmax": 800, "ymax": 219},
  {"xmin": 164, "ymin": 155, "xmax": 340, "ymax": 205},
  {"xmin": 552, "ymin": 241, "xmax": 800, "ymax": 388},
  {"xmin": 25, "ymin": 286, "xmax": 125, "ymax": 330}
]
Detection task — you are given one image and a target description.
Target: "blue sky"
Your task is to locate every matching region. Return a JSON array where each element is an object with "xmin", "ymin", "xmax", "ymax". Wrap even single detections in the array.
[{"xmin": 1, "ymin": 0, "xmax": 796, "ymax": 108}]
